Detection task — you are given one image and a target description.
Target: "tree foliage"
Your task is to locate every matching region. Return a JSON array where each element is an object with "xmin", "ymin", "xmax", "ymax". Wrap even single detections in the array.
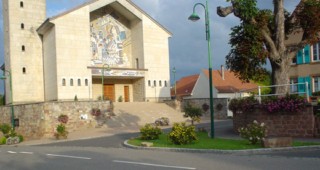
[{"xmin": 218, "ymin": 0, "xmax": 320, "ymax": 93}]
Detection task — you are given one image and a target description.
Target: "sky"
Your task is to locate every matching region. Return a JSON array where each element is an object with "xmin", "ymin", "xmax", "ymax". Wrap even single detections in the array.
[{"xmin": 0, "ymin": 0, "xmax": 300, "ymax": 94}]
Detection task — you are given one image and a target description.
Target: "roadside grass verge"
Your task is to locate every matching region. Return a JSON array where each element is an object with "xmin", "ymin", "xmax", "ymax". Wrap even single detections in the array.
[{"xmin": 127, "ymin": 132, "xmax": 320, "ymax": 150}]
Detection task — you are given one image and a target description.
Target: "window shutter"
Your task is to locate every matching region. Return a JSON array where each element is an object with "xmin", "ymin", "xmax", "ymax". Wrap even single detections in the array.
[
  {"xmin": 297, "ymin": 50, "xmax": 303, "ymax": 64},
  {"xmin": 298, "ymin": 77, "xmax": 305, "ymax": 93},
  {"xmin": 304, "ymin": 45, "xmax": 310, "ymax": 63}
]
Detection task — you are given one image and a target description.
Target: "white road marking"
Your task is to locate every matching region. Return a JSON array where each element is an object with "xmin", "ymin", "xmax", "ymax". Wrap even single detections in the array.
[
  {"xmin": 7, "ymin": 151, "xmax": 17, "ymax": 154},
  {"xmin": 46, "ymin": 154, "xmax": 91, "ymax": 160},
  {"xmin": 20, "ymin": 152, "xmax": 34, "ymax": 154},
  {"xmin": 113, "ymin": 160, "xmax": 196, "ymax": 170}
]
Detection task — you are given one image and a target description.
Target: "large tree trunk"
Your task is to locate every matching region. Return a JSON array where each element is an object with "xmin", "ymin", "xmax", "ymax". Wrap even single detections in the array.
[{"xmin": 270, "ymin": 57, "xmax": 291, "ymax": 95}]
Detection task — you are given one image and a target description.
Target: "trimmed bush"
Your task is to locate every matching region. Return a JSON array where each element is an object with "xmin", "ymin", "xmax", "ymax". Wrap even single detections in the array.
[
  {"xmin": 140, "ymin": 124, "xmax": 162, "ymax": 140},
  {"xmin": 168, "ymin": 123, "xmax": 197, "ymax": 145}
]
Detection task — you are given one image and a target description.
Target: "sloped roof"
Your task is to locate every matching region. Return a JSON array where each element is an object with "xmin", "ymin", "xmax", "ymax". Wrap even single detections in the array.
[
  {"xmin": 203, "ymin": 69, "xmax": 258, "ymax": 93},
  {"xmin": 37, "ymin": 0, "xmax": 172, "ymax": 36},
  {"xmin": 172, "ymin": 74, "xmax": 199, "ymax": 97}
]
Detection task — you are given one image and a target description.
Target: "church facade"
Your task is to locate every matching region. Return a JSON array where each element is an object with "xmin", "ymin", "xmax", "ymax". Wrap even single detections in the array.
[{"xmin": 2, "ymin": 0, "xmax": 172, "ymax": 104}]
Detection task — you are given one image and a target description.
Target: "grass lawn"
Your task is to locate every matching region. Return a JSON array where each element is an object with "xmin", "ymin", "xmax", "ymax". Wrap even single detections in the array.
[{"xmin": 128, "ymin": 132, "xmax": 320, "ymax": 150}]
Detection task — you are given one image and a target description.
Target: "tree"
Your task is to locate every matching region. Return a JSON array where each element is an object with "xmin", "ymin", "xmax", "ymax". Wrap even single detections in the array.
[
  {"xmin": 217, "ymin": 0, "xmax": 320, "ymax": 94},
  {"xmin": 183, "ymin": 103, "xmax": 203, "ymax": 125}
]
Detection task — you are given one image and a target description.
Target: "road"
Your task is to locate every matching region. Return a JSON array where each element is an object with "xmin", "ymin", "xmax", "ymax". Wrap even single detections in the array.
[{"xmin": 0, "ymin": 120, "xmax": 319, "ymax": 170}]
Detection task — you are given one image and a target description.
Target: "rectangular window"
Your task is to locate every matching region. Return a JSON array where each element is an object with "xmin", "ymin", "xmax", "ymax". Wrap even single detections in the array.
[
  {"xmin": 159, "ymin": 81, "xmax": 162, "ymax": 87},
  {"xmin": 62, "ymin": 79, "xmax": 66, "ymax": 86},
  {"xmin": 85, "ymin": 79, "xmax": 88, "ymax": 86},
  {"xmin": 164, "ymin": 81, "xmax": 167, "ymax": 87},
  {"xmin": 70, "ymin": 79, "xmax": 73, "ymax": 86},
  {"xmin": 290, "ymin": 78, "xmax": 298, "ymax": 93},
  {"xmin": 314, "ymin": 76, "xmax": 320, "ymax": 92},
  {"xmin": 148, "ymin": 80, "xmax": 151, "ymax": 86},
  {"xmin": 313, "ymin": 42, "xmax": 320, "ymax": 62},
  {"xmin": 153, "ymin": 80, "xmax": 156, "ymax": 87},
  {"xmin": 78, "ymin": 79, "xmax": 81, "ymax": 86}
]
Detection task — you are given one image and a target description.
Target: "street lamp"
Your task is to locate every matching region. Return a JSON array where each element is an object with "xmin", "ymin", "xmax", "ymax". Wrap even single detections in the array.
[
  {"xmin": 172, "ymin": 67, "xmax": 177, "ymax": 99},
  {"xmin": 0, "ymin": 69, "xmax": 15, "ymax": 129},
  {"xmin": 101, "ymin": 64, "xmax": 110, "ymax": 100},
  {"xmin": 189, "ymin": 0, "xmax": 215, "ymax": 138}
]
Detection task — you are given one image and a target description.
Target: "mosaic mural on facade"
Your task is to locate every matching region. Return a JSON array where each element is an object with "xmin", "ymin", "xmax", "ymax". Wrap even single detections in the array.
[{"xmin": 90, "ymin": 15, "xmax": 131, "ymax": 67}]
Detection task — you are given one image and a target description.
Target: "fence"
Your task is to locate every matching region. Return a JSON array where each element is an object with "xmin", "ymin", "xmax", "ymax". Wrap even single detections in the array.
[{"xmin": 239, "ymin": 82, "xmax": 309, "ymax": 103}]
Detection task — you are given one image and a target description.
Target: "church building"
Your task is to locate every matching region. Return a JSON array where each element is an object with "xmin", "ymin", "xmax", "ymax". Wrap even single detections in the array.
[{"xmin": 2, "ymin": 0, "xmax": 172, "ymax": 104}]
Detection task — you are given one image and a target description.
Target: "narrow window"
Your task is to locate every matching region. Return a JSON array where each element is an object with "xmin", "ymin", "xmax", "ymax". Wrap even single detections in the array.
[
  {"xmin": 136, "ymin": 58, "xmax": 139, "ymax": 69},
  {"xmin": 22, "ymin": 67, "xmax": 26, "ymax": 74},
  {"xmin": 314, "ymin": 76, "xmax": 320, "ymax": 92},
  {"xmin": 159, "ymin": 80, "xmax": 162, "ymax": 87},
  {"xmin": 164, "ymin": 81, "xmax": 167, "ymax": 87},
  {"xmin": 62, "ymin": 79, "xmax": 66, "ymax": 86},
  {"xmin": 21, "ymin": 23, "xmax": 24, "ymax": 29},
  {"xmin": 85, "ymin": 79, "xmax": 88, "ymax": 86},
  {"xmin": 313, "ymin": 42, "xmax": 320, "ymax": 62},
  {"xmin": 153, "ymin": 80, "xmax": 156, "ymax": 87},
  {"xmin": 20, "ymin": 1, "xmax": 24, "ymax": 8},
  {"xmin": 290, "ymin": 78, "xmax": 298, "ymax": 93},
  {"xmin": 70, "ymin": 79, "xmax": 74, "ymax": 86},
  {"xmin": 22, "ymin": 45, "xmax": 25, "ymax": 51},
  {"xmin": 78, "ymin": 79, "xmax": 81, "ymax": 86},
  {"xmin": 148, "ymin": 80, "xmax": 151, "ymax": 86}
]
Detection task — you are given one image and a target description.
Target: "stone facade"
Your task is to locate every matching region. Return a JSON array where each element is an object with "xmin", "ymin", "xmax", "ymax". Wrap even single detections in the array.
[
  {"xmin": 233, "ymin": 106, "xmax": 320, "ymax": 138},
  {"xmin": 0, "ymin": 101, "xmax": 112, "ymax": 140},
  {"xmin": 183, "ymin": 98, "xmax": 228, "ymax": 120}
]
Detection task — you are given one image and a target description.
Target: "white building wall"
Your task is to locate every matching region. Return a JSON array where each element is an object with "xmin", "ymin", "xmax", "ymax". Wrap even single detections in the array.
[
  {"xmin": 43, "ymin": 28, "xmax": 58, "ymax": 101},
  {"xmin": 50, "ymin": 6, "xmax": 92, "ymax": 100},
  {"xmin": 142, "ymin": 15, "xmax": 171, "ymax": 101},
  {"xmin": 3, "ymin": 0, "xmax": 46, "ymax": 104},
  {"xmin": 187, "ymin": 71, "xmax": 218, "ymax": 99}
]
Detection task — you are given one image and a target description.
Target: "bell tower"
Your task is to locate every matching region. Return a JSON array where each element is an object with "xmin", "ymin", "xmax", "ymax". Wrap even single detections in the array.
[{"xmin": 2, "ymin": 0, "xmax": 46, "ymax": 104}]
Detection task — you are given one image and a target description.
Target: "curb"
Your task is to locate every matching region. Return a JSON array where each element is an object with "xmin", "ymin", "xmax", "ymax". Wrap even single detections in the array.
[{"xmin": 123, "ymin": 140, "xmax": 320, "ymax": 154}]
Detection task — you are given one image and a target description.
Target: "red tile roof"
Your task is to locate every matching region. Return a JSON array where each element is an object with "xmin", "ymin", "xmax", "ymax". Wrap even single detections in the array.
[
  {"xmin": 203, "ymin": 69, "xmax": 258, "ymax": 93},
  {"xmin": 172, "ymin": 74, "xmax": 199, "ymax": 98}
]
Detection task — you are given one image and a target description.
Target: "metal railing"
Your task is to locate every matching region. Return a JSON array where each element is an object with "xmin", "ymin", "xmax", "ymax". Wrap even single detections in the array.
[{"xmin": 238, "ymin": 82, "xmax": 309, "ymax": 103}]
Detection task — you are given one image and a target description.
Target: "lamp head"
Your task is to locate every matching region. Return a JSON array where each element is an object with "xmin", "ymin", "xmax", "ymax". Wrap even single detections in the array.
[{"xmin": 188, "ymin": 13, "xmax": 200, "ymax": 21}]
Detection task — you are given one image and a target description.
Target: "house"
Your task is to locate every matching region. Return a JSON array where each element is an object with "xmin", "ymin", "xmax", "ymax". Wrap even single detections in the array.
[
  {"xmin": 289, "ymin": 41, "xmax": 320, "ymax": 95},
  {"xmin": 2, "ymin": 0, "xmax": 172, "ymax": 104},
  {"xmin": 174, "ymin": 66, "xmax": 258, "ymax": 100}
]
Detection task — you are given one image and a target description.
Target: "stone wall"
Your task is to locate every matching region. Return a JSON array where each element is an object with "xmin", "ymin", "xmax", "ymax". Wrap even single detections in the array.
[
  {"xmin": 164, "ymin": 98, "xmax": 228, "ymax": 119},
  {"xmin": 233, "ymin": 106, "xmax": 319, "ymax": 137},
  {"xmin": 0, "ymin": 101, "xmax": 112, "ymax": 140}
]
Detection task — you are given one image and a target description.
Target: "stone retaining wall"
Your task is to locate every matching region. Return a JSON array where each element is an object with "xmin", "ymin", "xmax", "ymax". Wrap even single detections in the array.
[
  {"xmin": 0, "ymin": 101, "xmax": 112, "ymax": 139},
  {"xmin": 183, "ymin": 98, "xmax": 228, "ymax": 119},
  {"xmin": 233, "ymin": 106, "xmax": 320, "ymax": 137}
]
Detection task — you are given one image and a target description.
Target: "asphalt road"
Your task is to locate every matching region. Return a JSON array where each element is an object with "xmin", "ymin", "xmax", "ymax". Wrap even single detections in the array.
[{"xmin": 1, "ymin": 120, "xmax": 320, "ymax": 170}]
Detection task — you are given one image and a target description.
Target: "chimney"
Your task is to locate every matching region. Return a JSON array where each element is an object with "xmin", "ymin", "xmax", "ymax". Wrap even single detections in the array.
[{"xmin": 221, "ymin": 65, "xmax": 225, "ymax": 80}]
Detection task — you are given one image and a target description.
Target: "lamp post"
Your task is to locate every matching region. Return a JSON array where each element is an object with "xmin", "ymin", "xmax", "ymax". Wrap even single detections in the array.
[
  {"xmin": 172, "ymin": 67, "xmax": 176, "ymax": 99},
  {"xmin": 189, "ymin": 0, "xmax": 215, "ymax": 138},
  {"xmin": 1, "ymin": 69, "xmax": 15, "ymax": 129},
  {"xmin": 101, "ymin": 64, "xmax": 110, "ymax": 100}
]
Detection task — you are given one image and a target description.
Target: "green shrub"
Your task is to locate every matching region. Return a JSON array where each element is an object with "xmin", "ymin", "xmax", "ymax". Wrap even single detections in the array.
[
  {"xmin": 118, "ymin": 96, "xmax": 123, "ymax": 102},
  {"xmin": 0, "ymin": 137, "xmax": 6, "ymax": 145},
  {"xmin": 140, "ymin": 124, "xmax": 162, "ymax": 140},
  {"xmin": 183, "ymin": 103, "xmax": 203, "ymax": 125},
  {"xmin": 18, "ymin": 134, "xmax": 24, "ymax": 142},
  {"xmin": 55, "ymin": 123, "xmax": 68, "ymax": 139},
  {"xmin": 0, "ymin": 123, "xmax": 12, "ymax": 135},
  {"xmin": 228, "ymin": 96, "xmax": 258, "ymax": 113},
  {"xmin": 168, "ymin": 122, "xmax": 197, "ymax": 145},
  {"xmin": 238, "ymin": 120, "xmax": 266, "ymax": 145}
]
